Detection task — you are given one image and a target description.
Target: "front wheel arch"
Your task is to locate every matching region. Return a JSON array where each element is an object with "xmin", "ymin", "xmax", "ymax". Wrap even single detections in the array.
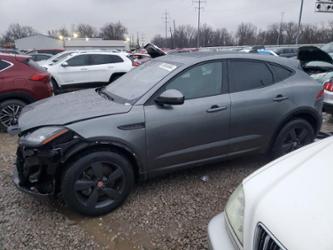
[{"xmin": 56, "ymin": 142, "xmax": 143, "ymax": 194}]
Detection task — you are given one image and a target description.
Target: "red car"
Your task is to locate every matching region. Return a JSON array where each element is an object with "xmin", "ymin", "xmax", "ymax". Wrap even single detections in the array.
[{"xmin": 0, "ymin": 53, "xmax": 53, "ymax": 130}]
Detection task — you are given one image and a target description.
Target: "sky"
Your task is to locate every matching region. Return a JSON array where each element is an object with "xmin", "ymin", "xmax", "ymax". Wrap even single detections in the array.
[{"xmin": 0, "ymin": 0, "xmax": 332, "ymax": 42}]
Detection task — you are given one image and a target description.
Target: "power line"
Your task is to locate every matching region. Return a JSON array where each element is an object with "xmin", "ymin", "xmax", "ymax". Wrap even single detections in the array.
[
  {"xmin": 193, "ymin": 0, "xmax": 206, "ymax": 48},
  {"xmin": 296, "ymin": 0, "xmax": 304, "ymax": 45},
  {"xmin": 162, "ymin": 10, "xmax": 169, "ymax": 40},
  {"xmin": 277, "ymin": 12, "xmax": 285, "ymax": 45}
]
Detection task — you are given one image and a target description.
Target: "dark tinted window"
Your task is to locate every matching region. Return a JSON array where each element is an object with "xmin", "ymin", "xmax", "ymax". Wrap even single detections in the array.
[
  {"xmin": 90, "ymin": 54, "xmax": 124, "ymax": 65},
  {"xmin": 67, "ymin": 55, "xmax": 90, "ymax": 66},
  {"xmin": 229, "ymin": 60, "xmax": 273, "ymax": 93},
  {"xmin": 270, "ymin": 64, "xmax": 293, "ymax": 82},
  {"xmin": 165, "ymin": 62, "xmax": 222, "ymax": 99},
  {"xmin": 0, "ymin": 60, "xmax": 11, "ymax": 71}
]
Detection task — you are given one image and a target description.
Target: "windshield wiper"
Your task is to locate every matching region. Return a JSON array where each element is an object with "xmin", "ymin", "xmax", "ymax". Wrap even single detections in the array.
[{"xmin": 97, "ymin": 87, "xmax": 114, "ymax": 101}]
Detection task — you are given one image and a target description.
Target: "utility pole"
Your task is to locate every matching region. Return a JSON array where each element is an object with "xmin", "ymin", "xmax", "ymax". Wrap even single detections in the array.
[
  {"xmin": 162, "ymin": 10, "xmax": 169, "ymax": 47},
  {"xmin": 296, "ymin": 0, "xmax": 304, "ymax": 45},
  {"xmin": 277, "ymin": 12, "xmax": 285, "ymax": 45},
  {"xmin": 193, "ymin": 0, "xmax": 206, "ymax": 48}
]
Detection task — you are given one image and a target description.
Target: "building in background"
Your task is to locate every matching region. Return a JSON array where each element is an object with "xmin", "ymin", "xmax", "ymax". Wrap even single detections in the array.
[
  {"xmin": 64, "ymin": 38, "xmax": 129, "ymax": 50},
  {"xmin": 15, "ymin": 34, "xmax": 63, "ymax": 51},
  {"xmin": 15, "ymin": 35, "xmax": 129, "ymax": 51}
]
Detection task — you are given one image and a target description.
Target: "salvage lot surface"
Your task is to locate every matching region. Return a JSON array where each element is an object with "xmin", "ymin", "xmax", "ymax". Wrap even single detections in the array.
[{"xmin": 1, "ymin": 114, "xmax": 332, "ymax": 250}]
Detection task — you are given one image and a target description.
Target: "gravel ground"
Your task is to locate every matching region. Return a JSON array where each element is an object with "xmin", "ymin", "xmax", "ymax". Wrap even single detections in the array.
[{"xmin": 1, "ymin": 114, "xmax": 333, "ymax": 250}]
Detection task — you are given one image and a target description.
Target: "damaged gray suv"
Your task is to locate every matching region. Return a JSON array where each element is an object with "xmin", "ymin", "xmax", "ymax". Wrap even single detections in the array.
[{"xmin": 12, "ymin": 51, "xmax": 323, "ymax": 216}]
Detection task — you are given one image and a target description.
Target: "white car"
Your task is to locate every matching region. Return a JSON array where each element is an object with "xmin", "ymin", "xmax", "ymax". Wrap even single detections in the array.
[
  {"xmin": 45, "ymin": 51, "xmax": 133, "ymax": 92},
  {"xmin": 208, "ymin": 136, "xmax": 333, "ymax": 250}
]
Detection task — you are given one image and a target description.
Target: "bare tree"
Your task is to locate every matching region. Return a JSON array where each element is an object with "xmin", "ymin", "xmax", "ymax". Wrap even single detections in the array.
[
  {"xmin": 48, "ymin": 27, "xmax": 69, "ymax": 38},
  {"xmin": 236, "ymin": 23, "xmax": 258, "ymax": 45},
  {"xmin": 282, "ymin": 22, "xmax": 298, "ymax": 44},
  {"xmin": 76, "ymin": 24, "xmax": 97, "ymax": 38},
  {"xmin": 99, "ymin": 22, "xmax": 128, "ymax": 40},
  {"xmin": 2, "ymin": 23, "xmax": 37, "ymax": 43}
]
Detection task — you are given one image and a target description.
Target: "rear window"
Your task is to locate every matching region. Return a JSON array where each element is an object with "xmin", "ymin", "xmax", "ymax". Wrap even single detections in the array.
[
  {"xmin": 270, "ymin": 64, "xmax": 293, "ymax": 82},
  {"xmin": 90, "ymin": 54, "xmax": 124, "ymax": 65},
  {"xmin": 229, "ymin": 60, "xmax": 274, "ymax": 93},
  {"xmin": 0, "ymin": 60, "xmax": 11, "ymax": 71}
]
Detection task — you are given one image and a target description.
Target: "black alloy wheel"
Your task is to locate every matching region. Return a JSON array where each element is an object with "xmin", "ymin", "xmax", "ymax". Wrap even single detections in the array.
[
  {"xmin": 0, "ymin": 99, "xmax": 26, "ymax": 130},
  {"xmin": 272, "ymin": 119, "xmax": 315, "ymax": 158},
  {"xmin": 62, "ymin": 151, "xmax": 134, "ymax": 216}
]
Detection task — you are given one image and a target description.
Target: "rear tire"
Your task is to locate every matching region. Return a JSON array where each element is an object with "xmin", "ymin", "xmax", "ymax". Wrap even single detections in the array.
[
  {"xmin": 109, "ymin": 73, "xmax": 125, "ymax": 83},
  {"xmin": 0, "ymin": 99, "xmax": 26, "ymax": 132},
  {"xmin": 61, "ymin": 151, "xmax": 134, "ymax": 216},
  {"xmin": 51, "ymin": 78, "xmax": 61, "ymax": 95},
  {"xmin": 271, "ymin": 119, "xmax": 315, "ymax": 159}
]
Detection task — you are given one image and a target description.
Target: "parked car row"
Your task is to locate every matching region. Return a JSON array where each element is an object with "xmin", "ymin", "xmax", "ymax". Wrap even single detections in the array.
[{"xmin": 1, "ymin": 42, "xmax": 333, "ymax": 249}]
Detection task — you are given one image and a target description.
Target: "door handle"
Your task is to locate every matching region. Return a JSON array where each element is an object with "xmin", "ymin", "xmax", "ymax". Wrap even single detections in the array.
[
  {"xmin": 80, "ymin": 68, "xmax": 88, "ymax": 71},
  {"xmin": 273, "ymin": 95, "xmax": 288, "ymax": 102},
  {"xmin": 207, "ymin": 105, "xmax": 227, "ymax": 113}
]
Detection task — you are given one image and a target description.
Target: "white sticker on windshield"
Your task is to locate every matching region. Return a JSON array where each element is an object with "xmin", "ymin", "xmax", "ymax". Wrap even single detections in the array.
[{"xmin": 159, "ymin": 63, "xmax": 177, "ymax": 72}]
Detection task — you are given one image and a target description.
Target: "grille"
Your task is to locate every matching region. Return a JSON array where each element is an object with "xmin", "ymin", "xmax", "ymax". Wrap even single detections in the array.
[{"xmin": 255, "ymin": 225, "xmax": 283, "ymax": 250}]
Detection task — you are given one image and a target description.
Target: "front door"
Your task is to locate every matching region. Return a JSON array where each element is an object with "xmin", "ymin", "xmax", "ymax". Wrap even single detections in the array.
[
  {"xmin": 56, "ymin": 54, "xmax": 91, "ymax": 86},
  {"xmin": 144, "ymin": 61, "xmax": 231, "ymax": 171}
]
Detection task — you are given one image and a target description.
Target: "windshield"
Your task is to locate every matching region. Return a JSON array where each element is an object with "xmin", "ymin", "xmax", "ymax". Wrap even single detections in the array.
[
  {"xmin": 105, "ymin": 60, "xmax": 180, "ymax": 102},
  {"xmin": 51, "ymin": 52, "xmax": 73, "ymax": 63}
]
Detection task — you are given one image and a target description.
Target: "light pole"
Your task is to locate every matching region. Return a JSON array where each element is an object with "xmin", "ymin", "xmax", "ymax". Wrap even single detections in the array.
[{"xmin": 296, "ymin": 0, "xmax": 304, "ymax": 45}]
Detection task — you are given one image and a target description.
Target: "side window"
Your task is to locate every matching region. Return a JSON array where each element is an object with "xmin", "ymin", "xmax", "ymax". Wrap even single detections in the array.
[
  {"xmin": 164, "ymin": 62, "xmax": 222, "ymax": 100},
  {"xmin": 66, "ymin": 55, "xmax": 90, "ymax": 67},
  {"xmin": 229, "ymin": 60, "xmax": 274, "ymax": 93},
  {"xmin": 90, "ymin": 54, "xmax": 124, "ymax": 65},
  {"xmin": 0, "ymin": 60, "xmax": 11, "ymax": 72},
  {"xmin": 270, "ymin": 64, "xmax": 293, "ymax": 82}
]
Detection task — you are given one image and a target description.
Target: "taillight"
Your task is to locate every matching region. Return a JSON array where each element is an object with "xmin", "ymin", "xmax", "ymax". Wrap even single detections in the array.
[
  {"xmin": 30, "ymin": 73, "xmax": 50, "ymax": 81},
  {"xmin": 323, "ymin": 81, "xmax": 333, "ymax": 92},
  {"xmin": 132, "ymin": 61, "xmax": 141, "ymax": 67}
]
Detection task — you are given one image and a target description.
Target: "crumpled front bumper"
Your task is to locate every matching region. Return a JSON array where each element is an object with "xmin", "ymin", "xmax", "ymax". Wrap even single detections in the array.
[{"xmin": 13, "ymin": 145, "xmax": 62, "ymax": 196}]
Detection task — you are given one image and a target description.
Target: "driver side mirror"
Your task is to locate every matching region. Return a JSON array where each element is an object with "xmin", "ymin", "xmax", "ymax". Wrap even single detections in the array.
[
  {"xmin": 61, "ymin": 62, "xmax": 69, "ymax": 67},
  {"xmin": 155, "ymin": 89, "xmax": 185, "ymax": 105}
]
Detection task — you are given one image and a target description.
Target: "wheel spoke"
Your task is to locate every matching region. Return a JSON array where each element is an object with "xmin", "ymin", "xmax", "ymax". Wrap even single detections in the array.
[
  {"xmin": 86, "ymin": 188, "xmax": 99, "ymax": 208},
  {"xmin": 102, "ymin": 188, "xmax": 121, "ymax": 200},
  {"xmin": 281, "ymin": 142, "xmax": 293, "ymax": 153},
  {"xmin": 91, "ymin": 162, "xmax": 104, "ymax": 179},
  {"xmin": 107, "ymin": 168, "xmax": 123, "ymax": 184},
  {"xmin": 289, "ymin": 129, "xmax": 297, "ymax": 140},
  {"xmin": 74, "ymin": 180, "xmax": 95, "ymax": 191},
  {"xmin": 298, "ymin": 129, "xmax": 308, "ymax": 142}
]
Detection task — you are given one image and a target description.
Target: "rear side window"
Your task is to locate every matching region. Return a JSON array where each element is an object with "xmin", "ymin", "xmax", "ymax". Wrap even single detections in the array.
[
  {"xmin": 229, "ymin": 60, "xmax": 274, "ymax": 93},
  {"xmin": 90, "ymin": 54, "xmax": 124, "ymax": 65},
  {"xmin": 0, "ymin": 60, "xmax": 11, "ymax": 72},
  {"xmin": 67, "ymin": 55, "xmax": 90, "ymax": 66},
  {"xmin": 270, "ymin": 64, "xmax": 293, "ymax": 82}
]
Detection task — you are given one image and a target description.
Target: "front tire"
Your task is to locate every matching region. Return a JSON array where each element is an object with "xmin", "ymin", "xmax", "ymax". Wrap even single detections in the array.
[
  {"xmin": 0, "ymin": 99, "xmax": 26, "ymax": 131},
  {"xmin": 62, "ymin": 151, "xmax": 134, "ymax": 216},
  {"xmin": 271, "ymin": 119, "xmax": 315, "ymax": 159}
]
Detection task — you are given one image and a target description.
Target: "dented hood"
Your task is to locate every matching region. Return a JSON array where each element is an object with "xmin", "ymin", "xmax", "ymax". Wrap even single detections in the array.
[{"xmin": 18, "ymin": 89, "xmax": 132, "ymax": 132}]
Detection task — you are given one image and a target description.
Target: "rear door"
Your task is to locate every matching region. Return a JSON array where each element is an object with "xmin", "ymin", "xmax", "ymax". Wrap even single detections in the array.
[
  {"xmin": 89, "ymin": 54, "xmax": 125, "ymax": 82},
  {"xmin": 227, "ymin": 59, "xmax": 294, "ymax": 154}
]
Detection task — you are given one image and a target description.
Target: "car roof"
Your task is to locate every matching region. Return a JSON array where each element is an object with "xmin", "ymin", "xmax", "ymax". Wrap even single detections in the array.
[{"xmin": 155, "ymin": 52, "xmax": 301, "ymax": 70}]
